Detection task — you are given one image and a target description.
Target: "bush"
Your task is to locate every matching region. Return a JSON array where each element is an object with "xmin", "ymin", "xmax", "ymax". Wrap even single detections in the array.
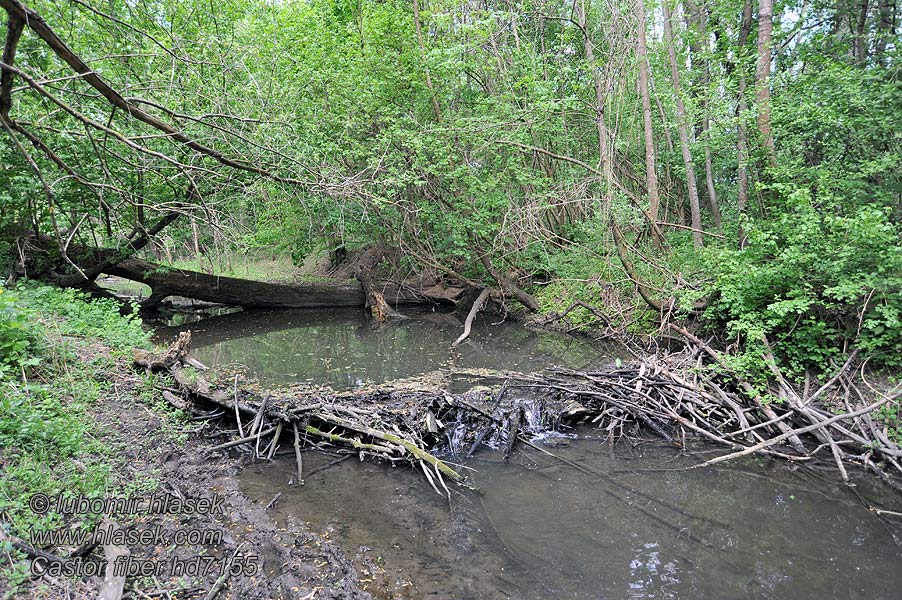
[
  {"xmin": 0, "ymin": 287, "xmax": 42, "ymax": 379},
  {"xmin": 0, "ymin": 282, "xmax": 149, "ymax": 547},
  {"xmin": 702, "ymin": 189, "xmax": 902, "ymax": 378}
]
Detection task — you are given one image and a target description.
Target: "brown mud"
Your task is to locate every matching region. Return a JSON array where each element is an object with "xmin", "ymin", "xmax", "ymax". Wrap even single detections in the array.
[{"xmin": 7, "ymin": 338, "xmax": 372, "ymax": 600}]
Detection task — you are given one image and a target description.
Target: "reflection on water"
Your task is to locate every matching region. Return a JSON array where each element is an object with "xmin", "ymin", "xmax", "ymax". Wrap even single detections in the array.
[
  {"xmin": 156, "ymin": 307, "xmax": 614, "ymax": 388},
  {"xmin": 161, "ymin": 307, "xmax": 902, "ymax": 599},
  {"xmin": 242, "ymin": 438, "xmax": 902, "ymax": 600}
]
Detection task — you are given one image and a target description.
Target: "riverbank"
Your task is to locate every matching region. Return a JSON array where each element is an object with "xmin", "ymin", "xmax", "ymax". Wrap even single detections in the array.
[
  {"xmin": 0, "ymin": 284, "xmax": 370, "ymax": 599},
  {"xmin": 3, "ymin": 281, "xmax": 900, "ymax": 599}
]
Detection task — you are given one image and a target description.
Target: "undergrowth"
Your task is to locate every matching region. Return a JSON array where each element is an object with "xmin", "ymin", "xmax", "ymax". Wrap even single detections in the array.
[{"xmin": 0, "ymin": 282, "xmax": 152, "ymax": 591}]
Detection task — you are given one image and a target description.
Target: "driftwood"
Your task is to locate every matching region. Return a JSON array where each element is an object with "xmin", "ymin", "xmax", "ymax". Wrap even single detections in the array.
[
  {"xmin": 353, "ymin": 245, "xmax": 409, "ymax": 324},
  {"xmin": 97, "ymin": 521, "xmax": 128, "ymax": 600},
  {"xmin": 452, "ymin": 287, "xmax": 490, "ymax": 347},
  {"xmin": 137, "ymin": 331, "xmax": 902, "ymax": 493}
]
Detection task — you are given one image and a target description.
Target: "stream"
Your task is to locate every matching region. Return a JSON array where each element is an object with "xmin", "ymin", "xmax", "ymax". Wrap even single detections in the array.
[{"xmin": 158, "ymin": 307, "xmax": 902, "ymax": 600}]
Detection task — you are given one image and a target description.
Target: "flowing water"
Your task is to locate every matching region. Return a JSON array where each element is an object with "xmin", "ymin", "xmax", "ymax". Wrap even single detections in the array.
[{"xmin": 159, "ymin": 308, "xmax": 902, "ymax": 600}]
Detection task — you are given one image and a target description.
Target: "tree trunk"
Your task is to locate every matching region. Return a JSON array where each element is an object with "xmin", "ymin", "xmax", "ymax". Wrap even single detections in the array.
[
  {"xmin": 854, "ymin": 0, "xmax": 871, "ymax": 64},
  {"xmin": 635, "ymin": 0, "xmax": 661, "ymax": 225},
  {"xmin": 353, "ymin": 245, "xmax": 407, "ymax": 323},
  {"xmin": 412, "ymin": 0, "xmax": 442, "ymax": 121},
  {"xmin": 106, "ymin": 257, "xmax": 454, "ymax": 310},
  {"xmin": 575, "ymin": 0, "xmax": 614, "ymax": 188},
  {"xmin": 661, "ymin": 0, "xmax": 704, "ymax": 248},
  {"xmin": 684, "ymin": 0, "xmax": 723, "ymax": 233},
  {"xmin": 737, "ymin": 0, "xmax": 753, "ymax": 247},
  {"xmin": 875, "ymin": 0, "xmax": 895, "ymax": 62},
  {"xmin": 755, "ymin": 0, "xmax": 777, "ymax": 167},
  {"xmin": 479, "ymin": 253, "xmax": 539, "ymax": 312}
]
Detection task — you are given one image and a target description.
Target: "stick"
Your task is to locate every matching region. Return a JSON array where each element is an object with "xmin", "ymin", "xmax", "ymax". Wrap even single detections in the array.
[
  {"xmin": 266, "ymin": 421, "xmax": 283, "ymax": 459},
  {"xmin": 292, "ymin": 422, "xmax": 304, "ymax": 485},
  {"xmin": 250, "ymin": 394, "xmax": 269, "ymax": 436},
  {"xmin": 203, "ymin": 546, "xmax": 242, "ymax": 600},
  {"xmin": 233, "ymin": 375, "xmax": 244, "ymax": 437},
  {"xmin": 207, "ymin": 426, "xmax": 277, "ymax": 452},
  {"xmin": 695, "ymin": 393, "xmax": 901, "ymax": 468},
  {"xmin": 264, "ymin": 492, "xmax": 282, "ymax": 510},
  {"xmin": 303, "ymin": 424, "xmax": 398, "ymax": 455},
  {"xmin": 452, "ymin": 287, "xmax": 490, "ymax": 347},
  {"xmin": 314, "ymin": 414, "xmax": 464, "ymax": 482}
]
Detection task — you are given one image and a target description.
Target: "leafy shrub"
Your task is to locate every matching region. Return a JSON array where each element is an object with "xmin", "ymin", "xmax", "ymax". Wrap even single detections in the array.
[
  {"xmin": 702, "ymin": 189, "xmax": 902, "ymax": 378},
  {"xmin": 0, "ymin": 283, "xmax": 149, "ymax": 548},
  {"xmin": 0, "ymin": 287, "xmax": 41, "ymax": 379}
]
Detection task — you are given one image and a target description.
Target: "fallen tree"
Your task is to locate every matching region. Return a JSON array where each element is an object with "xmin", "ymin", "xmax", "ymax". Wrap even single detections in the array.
[
  {"xmin": 11, "ymin": 233, "xmax": 465, "ymax": 311},
  {"xmin": 107, "ymin": 256, "xmax": 458, "ymax": 310}
]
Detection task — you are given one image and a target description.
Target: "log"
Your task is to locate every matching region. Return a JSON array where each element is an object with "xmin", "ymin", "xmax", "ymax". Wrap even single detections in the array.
[
  {"xmin": 13, "ymin": 233, "xmax": 464, "ymax": 310},
  {"xmin": 97, "ymin": 520, "xmax": 128, "ymax": 600},
  {"xmin": 106, "ymin": 257, "xmax": 451, "ymax": 309}
]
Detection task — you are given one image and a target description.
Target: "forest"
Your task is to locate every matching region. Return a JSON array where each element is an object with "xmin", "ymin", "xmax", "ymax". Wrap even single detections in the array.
[
  {"xmin": 1, "ymin": 0, "xmax": 901, "ymax": 598},
  {"xmin": 0, "ymin": 0, "xmax": 899, "ymax": 372}
]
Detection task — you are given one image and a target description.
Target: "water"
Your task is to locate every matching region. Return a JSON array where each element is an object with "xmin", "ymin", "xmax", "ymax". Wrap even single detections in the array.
[
  {"xmin": 161, "ymin": 307, "xmax": 902, "ymax": 599},
  {"xmin": 156, "ymin": 307, "xmax": 614, "ymax": 389},
  {"xmin": 241, "ymin": 439, "xmax": 902, "ymax": 600}
]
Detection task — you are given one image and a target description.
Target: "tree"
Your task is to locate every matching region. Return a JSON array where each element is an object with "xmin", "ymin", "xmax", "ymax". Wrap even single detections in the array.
[
  {"xmin": 755, "ymin": 0, "xmax": 777, "ymax": 166},
  {"xmin": 661, "ymin": 0, "xmax": 705, "ymax": 247},
  {"xmin": 635, "ymin": 0, "xmax": 661, "ymax": 225}
]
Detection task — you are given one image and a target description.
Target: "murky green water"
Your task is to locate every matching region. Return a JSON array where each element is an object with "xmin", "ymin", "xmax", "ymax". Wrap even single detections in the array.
[
  {"xmin": 163, "ymin": 307, "xmax": 902, "ymax": 599},
  {"xmin": 242, "ymin": 439, "xmax": 902, "ymax": 600},
  {"xmin": 156, "ymin": 307, "xmax": 615, "ymax": 389}
]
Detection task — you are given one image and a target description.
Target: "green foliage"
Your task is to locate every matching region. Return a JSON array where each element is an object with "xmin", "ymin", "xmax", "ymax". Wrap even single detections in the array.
[
  {"xmin": 2, "ymin": 0, "xmax": 900, "ymax": 389},
  {"xmin": 703, "ymin": 189, "xmax": 902, "ymax": 378},
  {"xmin": 0, "ymin": 284, "xmax": 149, "ymax": 554},
  {"xmin": 0, "ymin": 288, "xmax": 42, "ymax": 379},
  {"xmin": 10, "ymin": 283, "xmax": 151, "ymax": 354}
]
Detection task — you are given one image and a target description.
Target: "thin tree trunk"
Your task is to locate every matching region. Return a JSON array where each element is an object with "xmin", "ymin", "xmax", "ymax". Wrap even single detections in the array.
[
  {"xmin": 755, "ymin": 0, "xmax": 777, "ymax": 167},
  {"xmin": 703, "ymin": 145, "xmax": 721, "ymax": 231},
  {"xmin": 650, "ymin": 75, "xmax": 677, "ymax": 221},
  {"xmin": 576, "ymin": 0, "xmax": 614, "ymax": 189},
  {"xmin": 737, "ymin": 0, "xmax": 753, "ymax": 247},
  {"xmin": 661, "ymin": 0, "xmax": 704, "ymax": 247},
  {"xmin": 412, "ymin": 0, "xmax": 442, "ymax": 121},
  {"xmin": 685, "ymin": 0, "xmax": 723, "ymax": 232},
  {"xmin": 875, "ymin": 0, "xmax": 894, "ymax": 62},
  {"xmin": 635, "ymin": 0, "xmax": 661, "ymax": 226},
  {"xmin": 854, "ymin": 0, "xmax": 870, "ymax": 63}
]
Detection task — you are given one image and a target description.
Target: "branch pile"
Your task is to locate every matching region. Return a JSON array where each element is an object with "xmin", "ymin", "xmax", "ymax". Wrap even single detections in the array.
[{"xmin": 137, "ymin": 331, "xmax": 902, "ymax": 494}]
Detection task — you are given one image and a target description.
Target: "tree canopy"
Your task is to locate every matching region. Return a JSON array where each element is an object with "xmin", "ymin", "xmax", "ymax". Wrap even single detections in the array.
[{"xmin": 1, "ymin": 0, "xmax": 900, "ymax": 374}]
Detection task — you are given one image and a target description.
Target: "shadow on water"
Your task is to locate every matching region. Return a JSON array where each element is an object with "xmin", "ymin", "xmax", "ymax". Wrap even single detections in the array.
[{"xmin": 155, "ymin": 307, "xmax": 620, "ymax": 389}]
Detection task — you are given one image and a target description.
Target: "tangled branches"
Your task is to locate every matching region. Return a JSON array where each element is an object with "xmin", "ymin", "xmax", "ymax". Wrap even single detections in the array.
[{"xmin": 137, "ymin": 330, "xmax": 902, "ymax": 496}]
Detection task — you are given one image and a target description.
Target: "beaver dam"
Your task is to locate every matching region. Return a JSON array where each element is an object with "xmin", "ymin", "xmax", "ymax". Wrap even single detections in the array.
[{"xmin": 147, "ymin": 308, "xmax": 902, "ymax": 599}]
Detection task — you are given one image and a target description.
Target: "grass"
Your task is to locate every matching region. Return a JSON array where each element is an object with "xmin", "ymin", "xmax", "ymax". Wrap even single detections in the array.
[
  {"xmin": 0, "ymin": 283, "xmax": 165, "ymax": 592},
  {"xmin": 166, "ymin": 253, "xmax": 306, "ymax": 282}
]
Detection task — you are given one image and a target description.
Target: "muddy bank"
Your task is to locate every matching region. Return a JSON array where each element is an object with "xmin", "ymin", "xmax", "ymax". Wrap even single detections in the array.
[{"xmin": 7, "ymin": 340, "xmax": 371, "ymax": 600}]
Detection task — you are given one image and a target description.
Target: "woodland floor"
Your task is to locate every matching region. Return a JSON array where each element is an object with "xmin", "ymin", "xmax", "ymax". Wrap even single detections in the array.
[{"xmin": 11, "ymin": 338, "xmax": 372, "ymax": 600}]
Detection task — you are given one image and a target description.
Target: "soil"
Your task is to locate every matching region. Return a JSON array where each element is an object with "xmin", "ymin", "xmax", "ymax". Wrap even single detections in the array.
[{"xmin": 12, "ymin": 341, "xmax": 372, "ymax": 600}]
